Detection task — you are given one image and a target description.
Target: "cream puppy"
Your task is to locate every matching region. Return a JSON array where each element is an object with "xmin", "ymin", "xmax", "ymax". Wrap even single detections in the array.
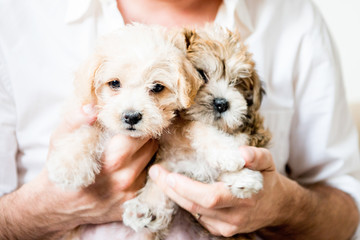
[
  {"xmin": 47, "ymin": 24, "xmax": 202, "ymax": 190},
  {"xmin": 122, "ymin": 25, "xmax": 271, "ymax": 240}
]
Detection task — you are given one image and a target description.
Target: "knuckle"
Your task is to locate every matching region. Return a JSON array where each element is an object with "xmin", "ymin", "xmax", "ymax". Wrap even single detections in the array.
[
  {"xmin": 124, "ymin": 169, "xmax": 137, "ymax": 183},
  {"xmin": 256, "ymin": 148, "xmax": 265, "ymax": 159},
  {"xmin": 118, "ymin": 169, "xmax": 137, "ymax": 190},
  {"xmin": 262, "ymin": 148, "xmax": 272, "ymax": 162},
  {"xmin": 189, "ymin": 202, "xmax": 201, "ymax": 213},
  {"xmin": 118, "ymin": 179, "xmax": 132, "ymax": 191},
  {"xmin": 227, "ymin": 215, "xmax": 243, "ymax": 227},
  {"xmin": 259, "ymin": 148, "xmax": 270, "ymax": 160},
  {"xmin": 258, "ymin": 148, "xmax": 274, "ymax": 170},
  {"xmin": 220, "ymin": 225, "xmax": 238, "ymax": 237},
  {"xmin": 102, "ymin": 153, "xmax": 127, "ymax": 172},
  {"xmin": 207, "ymin": 228, "xmax": 221, "ymax": 236},
  {"xmin": 104, "ymin": 150, "xmax": 131, "ymax": 169},
  {"xmin": 204, "ymin": 194, "xmax": 220, "ymax": 209}
]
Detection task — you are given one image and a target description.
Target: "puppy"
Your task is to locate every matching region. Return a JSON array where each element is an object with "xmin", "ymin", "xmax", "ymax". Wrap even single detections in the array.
[
  {"xmin": 122, "ymin": 25, "xmax": 271, "ymax": 240},
  {"xmin": 47, "ymin": 24, "xmax": 203, "ymax": 191}
]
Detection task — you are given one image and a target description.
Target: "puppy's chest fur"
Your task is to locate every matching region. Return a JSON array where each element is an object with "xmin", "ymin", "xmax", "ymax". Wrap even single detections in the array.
[
  {"xmin": 151, "ymin": 119, "xmax": 258, "ymax": 240},
  {"xmin": 158, "ymin": 118, "xmax": 249, "ymax": 183}
]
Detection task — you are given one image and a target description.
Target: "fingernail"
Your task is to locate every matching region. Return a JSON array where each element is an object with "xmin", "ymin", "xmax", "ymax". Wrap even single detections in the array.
[
  {"xmin": 149, "ymin": 166, "xmax": 159, "ymax": 180},
  {"xmin": 82, "ymin": 104, "xmax": 96, "ymax": 115},
  {"xmin": 166, "ymin": 174, "xmax": 175, "ymax": 188}
]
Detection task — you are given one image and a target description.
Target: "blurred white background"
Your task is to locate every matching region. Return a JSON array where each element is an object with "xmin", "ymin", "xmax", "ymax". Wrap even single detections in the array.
[{"xmin": 312, "ymin": 0, "xmax": 360, "ymax": 103}]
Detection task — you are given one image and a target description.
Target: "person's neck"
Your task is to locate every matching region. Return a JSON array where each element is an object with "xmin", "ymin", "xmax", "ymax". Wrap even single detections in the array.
[{"xmin": 117, "ymin": 0, "xmax": 222, "ymax": 28}]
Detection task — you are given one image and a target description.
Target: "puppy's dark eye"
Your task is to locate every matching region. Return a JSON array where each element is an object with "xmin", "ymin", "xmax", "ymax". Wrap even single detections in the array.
[
  {"xmin": 151, "ymin": 83, "xmax": 165, "ymax": 93},
  {"xmin": 196, "ymin": 69, "xmax": 208, "ymax": 83},
  {"xmin": 108, "ymin": 79, "xmax": 121, "ymax": 90}
]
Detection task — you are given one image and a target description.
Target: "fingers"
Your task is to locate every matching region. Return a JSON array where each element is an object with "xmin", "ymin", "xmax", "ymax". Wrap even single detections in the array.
[
  {"xmin": 240, "ymin": 146, "xmax": 275, "ymax": 172},
  {"xmin": 101, "ymin": 135, "xmax": 153, "ymax": 172},
  {"xmin": 108, "ymin": 140, "xmax": 159, "ymax": 190},
  {"xmin": 99, "ymin": 134, "xmax": 158, "ymax": 192},
  {"xmin": 197, "ymin": 216, "xmax": 240, "ymax": 238},
  {"xmin": 128, "ymin": 139, "xmax": 158, "ymax": 174},
  {"xmin": 148, "ymin": 165, "xmax": 250, "ymax": 236},
  {"xmin": 52, "ymin": 104, "xmax": 98, "ymax": 138},
  {"xmin": 149, "ymin": 165, "xmax": 235, "ymax": 210}
]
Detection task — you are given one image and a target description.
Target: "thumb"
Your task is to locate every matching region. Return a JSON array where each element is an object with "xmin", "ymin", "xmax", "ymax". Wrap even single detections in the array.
[{"xmin": 240, "ymin": 146, "xmax": 275, "ymax": 172}]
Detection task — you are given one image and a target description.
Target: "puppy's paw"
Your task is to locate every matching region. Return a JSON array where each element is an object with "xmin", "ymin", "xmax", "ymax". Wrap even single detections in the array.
[
  {"xmin": 47, "ymin": 152, "xmax": 100, "ymax": 190},
  {"xmin": 209, "ymin": 149, "xmax": 245, "ymax": 172},
  {"xmin": 220, "ymin": 168, "xmax": 263, "ymax": 199},
  {"xmin": 123, "ymin": 198, "xmax": 174, "ymax": 233}
]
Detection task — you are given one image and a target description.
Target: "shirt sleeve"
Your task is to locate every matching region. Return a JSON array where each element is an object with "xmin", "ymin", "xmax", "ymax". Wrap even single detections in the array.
[
  {"xmin": 0, "ymin": 45, "xmax": 18, "ymax": 196},
  {"xmin": 287, "ymin": 7, "xmax": 360, "ymax": 237}
]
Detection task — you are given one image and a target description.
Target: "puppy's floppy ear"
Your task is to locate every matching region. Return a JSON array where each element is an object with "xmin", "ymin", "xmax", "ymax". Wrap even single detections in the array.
[
  {"xmin": 167, "ymin": 28, "xmax": 199, "ymax": 53},
  {"xmin": 227, "ymin": 30, "xmax": 265, "ymax": 111},
  {"xmin": 177, "ymin": 59, "xmax": 203, "ymax": 109},
  {"xmin": 73, "ymin": 53, "xmax": 104, "ymax": 105},
  {"xmin": 247, "ymin": 70, "xmax": 265, "ymax": 111},
  {"xmin": 183, "ymin": 29, "xmax": 199, "ymax": 50},
  {"xmin": 171, "ymin": 28, "xmax": 203, "ymax": 109}
]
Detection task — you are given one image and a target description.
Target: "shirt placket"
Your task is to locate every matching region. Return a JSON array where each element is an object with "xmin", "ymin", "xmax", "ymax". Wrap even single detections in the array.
[{"xmin": 99, "ymin": 0, "xmax": 125, "ymax": 35}]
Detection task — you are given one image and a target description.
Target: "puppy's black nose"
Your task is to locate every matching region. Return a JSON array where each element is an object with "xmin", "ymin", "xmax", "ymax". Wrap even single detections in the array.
[
  {"xmin": 213, "ymin": 98, "xmax": 229, "ymax": 113},
  {"xmin": 123, "ymin": 111, "xmax": 142, "ymax": 125}
]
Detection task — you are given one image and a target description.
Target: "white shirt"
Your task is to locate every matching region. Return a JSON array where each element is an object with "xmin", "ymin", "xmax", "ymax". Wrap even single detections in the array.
[{"xmin": 0, "ymin": 0, "xmax": 359, "ymax": 238}]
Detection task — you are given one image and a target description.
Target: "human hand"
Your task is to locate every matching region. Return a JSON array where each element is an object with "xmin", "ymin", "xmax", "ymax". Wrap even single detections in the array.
[
  {"xmin": 148, "ymin": 146, "xmax": 294, "ymax": 237},
  {"xmin": 19, "ymin": 104, "xmax": 158, "ymax": 235}
]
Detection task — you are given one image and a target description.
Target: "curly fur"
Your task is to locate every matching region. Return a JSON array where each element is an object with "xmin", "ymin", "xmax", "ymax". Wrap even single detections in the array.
[
  {"xmin": 47, "ymin": 24, "xmax": 202, "ymax": 191},
  {"xmin": 48, "ymin": 24, "xmax": 203, "ymax": 240},
  {"xmin": 122, "ymin": 25, "xmax": 271, "ymax": 240},
  {"xmin": 58, "ymin": 24, "xmax": 271, "ymax": 240}
]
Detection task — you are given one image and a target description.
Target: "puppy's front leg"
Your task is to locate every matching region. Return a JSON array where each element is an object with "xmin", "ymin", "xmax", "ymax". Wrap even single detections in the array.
[
  {"xmin": 123, "ymin": 178, "xmax": 176, "ymax": 237},
  {"xmin": 47, "ymin": 125, "xmax": 103, "ymax": 190},
  {"xmin": 219, "ymin": 168, "xmax": 263, "ymax": 199}
]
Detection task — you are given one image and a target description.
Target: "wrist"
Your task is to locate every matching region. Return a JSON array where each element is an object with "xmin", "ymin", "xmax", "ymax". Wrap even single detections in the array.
[
  {"xmin": 18, "ymin": 171, "xmax": 81, "ymax": 236},
  {"xmin": 258, "ymin": 173, "xmax": 314, "ymax": 239},
  {"xmin": 0, "ymin": 184, "xmax": 69, "ymax": 239},
  {"xmin": 269, "ymin": 173, "xmax": 309, "ymax": 228}
]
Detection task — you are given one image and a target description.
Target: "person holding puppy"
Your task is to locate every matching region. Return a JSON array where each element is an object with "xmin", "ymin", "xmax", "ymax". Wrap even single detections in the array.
[{"xmin": 0, "ymin": 0, "xmax": 359, "ymax": 240}]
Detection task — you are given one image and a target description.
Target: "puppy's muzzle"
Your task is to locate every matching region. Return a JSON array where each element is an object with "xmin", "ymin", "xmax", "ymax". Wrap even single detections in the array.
[
  {"xmin": 213, "ymin": 98, "xmax": 229, "ymax": 113},
  {"xmin": 122, "ymin": 111, "xmax": 143, "ymax": 125}
]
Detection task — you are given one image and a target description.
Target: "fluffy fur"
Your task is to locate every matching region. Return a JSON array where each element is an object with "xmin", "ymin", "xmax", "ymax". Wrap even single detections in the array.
[
  {"xmin": 54, "ymin": 24, "xmax": 270, "ymax": 240},
  {"xmin": 122, "ymin": 25, "xmax": 271, "ymax": 240},
  {"xmin": 47, "ymin": 24, "xmax": 203, "ymax": 190}
]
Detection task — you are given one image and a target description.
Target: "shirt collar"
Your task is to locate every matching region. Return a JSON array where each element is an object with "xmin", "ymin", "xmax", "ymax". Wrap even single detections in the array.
[
  {"xmin": 215, "ymin": 0, "xmax": 254, "ymax": 38},
  {"xmin": 65, "ymin": 0, "xmax": 254, "ymax": 37},
  {"xmin": 64, "ymin": 0, "xmax": 93, "ymax": 23}
]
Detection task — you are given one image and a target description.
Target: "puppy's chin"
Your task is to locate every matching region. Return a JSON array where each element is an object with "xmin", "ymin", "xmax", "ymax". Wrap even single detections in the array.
[
  {"xmin": 98, "ymin": 117, "xmax": 166, "ymax": 138},
  {"xmin": 183, "ymin": 110, "xmax": 245, "ymax": 134},
  {"xmin": 120, "ymin": 128, "xmax": 150, "ymax": 139},
  {"xmin": 103, "ymin": 124, "xmax": 163, "ymax": 139}
]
